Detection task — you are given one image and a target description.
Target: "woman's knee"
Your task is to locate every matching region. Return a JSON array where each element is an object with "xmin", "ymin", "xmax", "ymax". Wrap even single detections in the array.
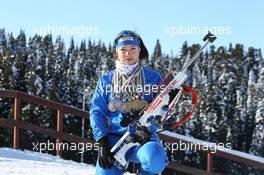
[
  {"xmin": 137, "ymin": 142, "xmax": 168, "ymax": 174},
  {"xmin": 95, "ymin": 159, "xmax": 122, "ymax": 175}
]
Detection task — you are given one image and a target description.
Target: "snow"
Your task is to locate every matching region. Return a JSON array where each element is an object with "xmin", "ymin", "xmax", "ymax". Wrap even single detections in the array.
[{"xmin": 0, "ymin": 148, "xmax": 135, "ymax": 175}]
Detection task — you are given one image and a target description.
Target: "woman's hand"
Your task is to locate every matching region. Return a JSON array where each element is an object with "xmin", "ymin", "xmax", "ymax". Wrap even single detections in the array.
[
  {"xmin": 98, "ymin": 136, "xmax": 114, "ymax": 169},
  {"xmin": 132, "ymin": 126, "xmax": 152, "ymax": 145}
]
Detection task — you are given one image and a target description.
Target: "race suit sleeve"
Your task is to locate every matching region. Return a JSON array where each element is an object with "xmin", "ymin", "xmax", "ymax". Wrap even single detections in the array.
[{"xmin": 89, "ymin": 75, "xmax": 110, "ymax": 142}]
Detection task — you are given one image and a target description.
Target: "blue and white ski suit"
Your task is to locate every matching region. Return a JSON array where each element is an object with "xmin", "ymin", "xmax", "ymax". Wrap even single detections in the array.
[{"xmin": 90, "ymin": 66, "xmax": 168, "ymax": 175}]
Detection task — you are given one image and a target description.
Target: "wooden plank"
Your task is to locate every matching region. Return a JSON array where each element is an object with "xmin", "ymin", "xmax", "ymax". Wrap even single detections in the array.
[
  {"xmin": 17, "ymin": 120, "xmax": 57, "ymax": 138},
  {"xmin": 0, "ymin": 90, "xmax": 16, "ymax": 98},
  {"xmin": 207, "ymin": 152, "xmax": 213, "ymax": 174},
  {"xmin": 20, "ymin": 92, "xmax": 89, "ymax": 119},
  {"xmin": 0, "ymin": 118, "xmax": 92, "ymax": 145},
  {"xmin": 0, "ymin": 90, "xmax": 89, "ymax": 119},
  {"xmin": 56, "ymin": 110, "xmax": 64, "ymax": 156},
  {"xmin": 13, "ymin": 95, "xmax": 21, "ymax": 149}
]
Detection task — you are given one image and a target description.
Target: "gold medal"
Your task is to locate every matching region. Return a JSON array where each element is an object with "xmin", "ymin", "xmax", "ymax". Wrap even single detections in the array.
[{"xmin": 122, "ymin": 99, "xmax": 148, "ymax": 113}]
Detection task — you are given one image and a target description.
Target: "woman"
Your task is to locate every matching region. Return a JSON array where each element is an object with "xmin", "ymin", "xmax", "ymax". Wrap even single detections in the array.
[{"xmin": 90, "ymin": 30, "xmax": 168, "ymax": 175}]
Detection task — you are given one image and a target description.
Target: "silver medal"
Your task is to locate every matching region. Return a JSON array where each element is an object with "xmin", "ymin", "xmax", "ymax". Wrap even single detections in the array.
[
  {"xmin": 108, "ymin": 95, "xmax": 125, "ymax": 112},
  {"xmin": 115, "ymin": 99, "xmax": 125, "ymax": 112}
]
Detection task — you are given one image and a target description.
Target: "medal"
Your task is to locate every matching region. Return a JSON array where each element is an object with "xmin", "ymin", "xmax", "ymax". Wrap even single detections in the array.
[
  {"xmin": 122, "ymin": 99, "xmax": 148, "ymax": 113},
  {"xmin": 108, "ymin": 95, "xmax": 125, "ymax": 112},
  {"xmin": 115, "ymin": 99, "xmax": 125, "ymax": 111},
  {"xmin": 108, "ymin": 101, "xmax": 117, "ymax": 112}
]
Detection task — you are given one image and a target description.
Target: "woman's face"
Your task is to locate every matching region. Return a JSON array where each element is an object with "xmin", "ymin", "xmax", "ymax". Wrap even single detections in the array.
[{"xmin": 116, "ymin": 45, "xmax": 140, "ymax": 65}]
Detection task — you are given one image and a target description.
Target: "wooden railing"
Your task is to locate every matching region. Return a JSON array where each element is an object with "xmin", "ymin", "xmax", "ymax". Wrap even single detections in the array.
[
  {"xmin": 0, "ymin": 90, "xmax": 263, "ymax": 175},
  {"xmin": 0, "ymin": 90, "xmax": 90, "ymax": 156}
]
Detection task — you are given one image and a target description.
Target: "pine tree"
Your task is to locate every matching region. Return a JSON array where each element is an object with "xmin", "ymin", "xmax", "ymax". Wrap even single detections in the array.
[
  {"xmin": 232, "ymin": 44, "xmax": 247, "ymax": 151},
  {"xmin": 43, "ymin": 34, "xmax": 56, "ymax": 102},
  {"xmin": 15, "ymin": 30, "xmax": 28, "ymax": 92},
  {"xmin": 244, "ymin": 69, "xmax": 257, "ymax": 152},
  {"xmin": 41, "ymin": 34, "xmax": 57, "ymax": 131},
  {"xmin": 66, "ymin": 39, "xmax": 78, "ymax": 106},
  {"xmin": 0, "ymin": 29, "xmax": 7, "ymax": 54},
  {"xmin": 199, "ymin": 46, "xmax": 218, "ymax": 140},
  {"xmin": 151, "ymin": 39, "xmax": 163, "ymax": 73},
  {"xmin": 25, "ymin": 35, "xmax": 39, "ymax": 95},
  {"xmin": 5, "ymin": 33, "xmax": 18, "ymax": 90},
  {"xmin": 250, "ymin": 66, "xmax": 264, "ymax": 157}
]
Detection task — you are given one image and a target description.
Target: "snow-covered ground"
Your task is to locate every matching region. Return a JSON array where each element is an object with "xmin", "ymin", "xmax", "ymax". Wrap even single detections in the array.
[{"xmin": 0, "ymin": 148, "xmax": 134, "ymax": 175}]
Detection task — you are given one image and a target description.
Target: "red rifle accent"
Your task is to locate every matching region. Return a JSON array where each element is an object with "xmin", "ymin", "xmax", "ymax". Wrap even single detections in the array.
[{"xmin": 171, "ymin": 85, "xmax": 199, "ymax": 128}]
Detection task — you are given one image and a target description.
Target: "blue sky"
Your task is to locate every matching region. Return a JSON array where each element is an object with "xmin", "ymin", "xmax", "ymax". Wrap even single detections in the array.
[{"xmin": 1, "ymin": 0, "xmax": 263, "ymax": 55}]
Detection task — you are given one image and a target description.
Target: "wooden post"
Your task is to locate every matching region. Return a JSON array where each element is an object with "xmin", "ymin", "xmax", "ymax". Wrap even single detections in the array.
[
  {"xmin": 207, "ymin": 152, "xmax": 213, "ymax": 174},
  {"xmin": 56, "ymin": 110, "xmax": 63, "ymax": 156},
  {"xmin": 13, "ymin": 95, "xmax": 21, "ymax": 149}
]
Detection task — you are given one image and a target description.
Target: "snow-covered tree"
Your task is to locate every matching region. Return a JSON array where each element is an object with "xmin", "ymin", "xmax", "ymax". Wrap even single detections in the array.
[
  {"xmin": 0, "ymin": 29, "xmax": 7, "ymax": 54},
  {"xmin": 151, "ymin": 39, "xmax": 163, "ymax": 73},
  {"xmin": 250, "ymin": 67, "xmax": 264, "ymax": 157}
]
